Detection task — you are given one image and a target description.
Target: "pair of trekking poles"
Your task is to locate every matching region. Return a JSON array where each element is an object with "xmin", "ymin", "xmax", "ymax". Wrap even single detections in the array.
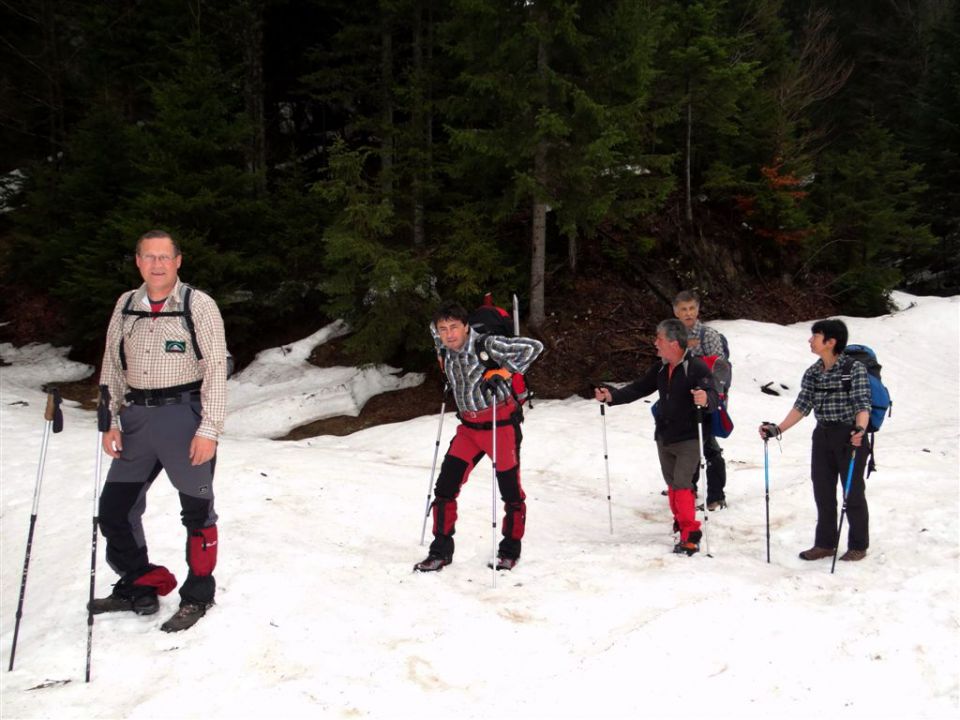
[
  {"xmin": 598, "ymin": 400, "xmax": 712, "ymax": 554},
  {"xmin": 763, "ymin": 432, "xmax": 857, "ymax": 572},
  {"xmin": 8, "ymin": 386, "xmax": 111, "ymax": 682}
]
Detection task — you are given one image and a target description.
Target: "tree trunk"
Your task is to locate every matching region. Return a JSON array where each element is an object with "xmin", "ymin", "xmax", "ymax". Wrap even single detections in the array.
[
  {"xmin": 380, "ymin": 16, "xmax": 394, "ymax": 198},
  {"xmin": 529, "ymin": 20, "xmax": 550, "ymax": 331},
  {"xmin": 242, "ymin": 0, "xmax": 266, "ymax": 197},
  {"xmin": 40, "ymin": 0, "xmax": 65, "ymax": 154},
  {"xmin": 684, "ymin": 94, "xmax": 693, "ymax": 224},
  {"xmin": 412, "ymin": 1, "xmax": 425, "ymax": 246},
  {"xmin": 530, "ymin": 140, "xmax": 548, "ymax": 331}
]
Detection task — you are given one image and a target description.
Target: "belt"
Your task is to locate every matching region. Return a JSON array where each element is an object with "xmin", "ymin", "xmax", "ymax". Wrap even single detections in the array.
[
  {"xmin": 458, "ymin": 402, "xmax": 523, "ymax": 430},
  {"xmin": 458, "ymin": 399, "xmax": 518, "ymax": 423},
  {"xmin": 126, "ymin": 381, "xmax": 202, "ymax": 407},
  {"xmin": 816, "ymin": 419, "xmax": 853, "ymax": 428}
]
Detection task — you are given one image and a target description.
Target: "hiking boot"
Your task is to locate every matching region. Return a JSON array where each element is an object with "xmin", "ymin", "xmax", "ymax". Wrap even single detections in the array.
[
  {"xmin": 160, "ymin": 602, "xmax": 209, "ymax": 633},
  {"xmin": 488, "ymin": 556, "xmax": 518, "ymax": 571},
  {"xmin": 673, "ymin": 530, "xmax": 702, "ymax": 557},
  {"xmin": 413, "ymin": 554, "xmax": 452, "ymax": 572},
  {"xmin": 88, "ymin": 589, "xmax": 159, "ymax": 616},
  {"xmin": 707, "ymin": 499, "xmax": 727, "ymax": 511},
  {"xmin": 839, "ymin": 549, "xmax": 867, "ymax": 562},
  {"xmin": 798, "ymin": 546, "xmax": 835, "ymax": 561}
]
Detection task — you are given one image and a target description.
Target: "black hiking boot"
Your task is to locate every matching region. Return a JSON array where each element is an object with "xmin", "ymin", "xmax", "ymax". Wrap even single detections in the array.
[
  {"xmin": 160, "ymin": 602, "xmax": 209, "ymax": 633},
  {"xmin": 707, "ymin": 499, "xmax": 727, "ymax": 511},
  {"xmin": 88, "ymin": 588, "xmax": 159, "ymax": 616},
  {"xmin": 413, "ymin": 554, "xmax": 452, "ymax": 572},
  {"xmin": 673, "ymin": 530, "xmax": 702, "ymax": 557}
]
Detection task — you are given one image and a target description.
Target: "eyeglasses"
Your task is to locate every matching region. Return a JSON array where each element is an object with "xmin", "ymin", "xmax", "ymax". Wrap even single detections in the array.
[{"xmin": 139, "ymin": 254, "xmax": 177, "ymax": 264}]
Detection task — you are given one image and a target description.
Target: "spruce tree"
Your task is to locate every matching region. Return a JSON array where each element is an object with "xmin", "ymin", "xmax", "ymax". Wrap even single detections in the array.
[{"xmin": 810, "ymin": 118, "xmax": 936, "ymax": 313}]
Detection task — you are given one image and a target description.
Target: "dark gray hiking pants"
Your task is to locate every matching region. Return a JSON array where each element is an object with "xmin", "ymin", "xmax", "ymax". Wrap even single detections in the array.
[{"xmin": 99, "ymin": 395, "xmax": 218, "ymax": 604}]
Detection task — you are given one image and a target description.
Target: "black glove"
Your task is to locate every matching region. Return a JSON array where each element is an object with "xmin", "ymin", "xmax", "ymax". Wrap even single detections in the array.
[
  {"xmin": 760, "ymin": 422, "xmax": 781, "ymax": 440},
  {"xmin": 481, "ymin": 368, "xmax": 511, "ymax": 399}
]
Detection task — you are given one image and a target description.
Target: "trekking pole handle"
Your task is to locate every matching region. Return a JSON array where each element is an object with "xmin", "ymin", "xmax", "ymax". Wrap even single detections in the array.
[
  {"xmin": 96, "ymin": 386, "xmax": 112, "ymax": 433},
  {"xmin": 44, "ymin": 391, "xmax": 58, "ymax": 421}
]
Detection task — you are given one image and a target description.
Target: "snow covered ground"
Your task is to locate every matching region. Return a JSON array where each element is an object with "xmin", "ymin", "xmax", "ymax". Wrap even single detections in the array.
[{"xmin": 1, "ymin": 292, "xmax": 958, "ymax": 719}]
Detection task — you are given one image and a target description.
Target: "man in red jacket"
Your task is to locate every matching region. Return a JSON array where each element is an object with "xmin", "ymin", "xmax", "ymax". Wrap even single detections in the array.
[{"xmin": 595, "ymin": 319, "xmax": 717, "ymax": 555}]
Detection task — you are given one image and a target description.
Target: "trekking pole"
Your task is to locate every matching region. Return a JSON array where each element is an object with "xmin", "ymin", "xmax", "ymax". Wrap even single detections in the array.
[
  {"xmin": 830, "ymin": 447, "xmax": 858, "ymax": 575},
  {"xmin": 763, "ymin": 438, "xmax": 771, "ymax": 564},
  {"xmin": 490, "ymin": 392, "xmax": 498, "ymax": 589},
  {"xmin": 8, "ymin": 389, "xmax": 63, "ymax": 672},
  {"xmin": 420, "ymin": 384, "xmax": 449, "ymax": 545},
  {"xmin": 599, "ymin": 404, "xmax": 614, "ymax": 534},
  {"xmin": 86, "ymin": 385, "xmax": 111, "ymax": 683},
  {"xmin": 696, "ymin": 406, "xmax": 712, "ymax": 557}
]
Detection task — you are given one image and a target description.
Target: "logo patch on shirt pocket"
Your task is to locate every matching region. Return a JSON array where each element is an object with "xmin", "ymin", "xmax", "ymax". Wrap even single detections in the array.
[{"xmin": 165, "ymin": 340, "xmax": 187, "ymax": 353}]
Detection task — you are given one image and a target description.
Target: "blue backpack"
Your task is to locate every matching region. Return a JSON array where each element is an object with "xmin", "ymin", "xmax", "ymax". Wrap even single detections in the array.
[
  {"xmin": 840, "ymin": 344, "xmax": 892, "ymax": 475},
  {"xmin": 840, "ymin": 345, "xmax": 892, "ymax": 432}
]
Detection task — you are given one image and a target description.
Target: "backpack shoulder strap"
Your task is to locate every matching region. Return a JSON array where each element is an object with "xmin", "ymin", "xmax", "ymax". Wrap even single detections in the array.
[
  {"xmin": 120, "ymin": 289, "xmax": 152, "ymax": 318},
  {"xmin": 180, "ymin": 285, "xmax": 203, "ymax": 361},
  {"xmin": 839, "ymin": 356, "xmax": 855, "ymax": 393},
  {"xmin": 118, "ymin": 290, "xmax": 139, "ymax": 371},
  {"xmin": 474, "ymin": 333, "xmax": 500, "ymax": 370}
]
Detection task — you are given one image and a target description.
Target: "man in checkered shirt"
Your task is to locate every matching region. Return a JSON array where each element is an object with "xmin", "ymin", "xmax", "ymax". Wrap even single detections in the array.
[
  {"xmin": 89, "ymin": 229, "xmax": 228, "ymax": 632},
  {"xmin": 414, "ymin": 301, "xmax": 543, "ymax": 573},
  {"xmin": 759, "ymin": 319, "xmax": 872, "ymax": 562},
  {"xmin": 673, "ymin": 290, "xmax": 730, "ymax": 511}
]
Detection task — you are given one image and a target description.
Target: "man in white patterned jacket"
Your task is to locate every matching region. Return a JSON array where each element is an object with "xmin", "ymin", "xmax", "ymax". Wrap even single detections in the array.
[
  {"xmin": 89, "ymin": 229, "xmax": 227, "ymax": 633},
  {"xmin": 415, "ymin": 302, "xmax": 543, "ymax": 572}
]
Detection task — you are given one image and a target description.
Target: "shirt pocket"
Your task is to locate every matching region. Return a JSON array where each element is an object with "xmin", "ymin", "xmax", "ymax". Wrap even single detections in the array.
[{"xmin": 157, "ymin": 317, "xmax": 196, "ymax": 361}]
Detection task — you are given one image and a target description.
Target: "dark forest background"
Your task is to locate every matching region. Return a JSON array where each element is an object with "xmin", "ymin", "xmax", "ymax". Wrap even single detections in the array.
[{"xmin": 1, "ymin": 0, "xmax": 957, "ymax": 383}]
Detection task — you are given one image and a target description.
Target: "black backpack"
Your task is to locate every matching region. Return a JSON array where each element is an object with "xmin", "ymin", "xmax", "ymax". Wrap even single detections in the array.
[
  {"xmin": 469, "ymin": 295, "xmax": 532, "ymax": 407},
  {"xmin": 119, "ymin": 285, "xmax": 234, "ymax": 377}
]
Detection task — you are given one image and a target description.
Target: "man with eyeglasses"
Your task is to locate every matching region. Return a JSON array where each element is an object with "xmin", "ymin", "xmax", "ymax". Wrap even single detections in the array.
[{"xmin": 89, "ymin": 229, "xmax": 228, "ymax": 632}]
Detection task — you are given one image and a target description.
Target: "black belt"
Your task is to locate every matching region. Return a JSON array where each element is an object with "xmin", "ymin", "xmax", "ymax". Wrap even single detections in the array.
[
  {"xmin": 816, "ymin": 419, "xmax": 853, "ymax": 428},
  {"xmin": 126, "ymin": 381, "xmax": 202, "ymax": 407}
]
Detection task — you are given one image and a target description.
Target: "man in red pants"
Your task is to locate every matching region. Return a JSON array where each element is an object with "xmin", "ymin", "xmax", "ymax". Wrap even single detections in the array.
[
  {"xmin": 415, "ymin": 302, "xmax": 543, "ymax": 572},
  {"xmin": 89, "ymin": 229, "xmax": 227, "ymax": 632},
  {"xmin": 595, "ymin": 319, "xmax": 717, "ymax": 555}
]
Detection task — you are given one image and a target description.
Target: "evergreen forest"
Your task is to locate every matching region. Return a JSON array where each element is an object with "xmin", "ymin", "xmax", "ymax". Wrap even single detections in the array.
[{"xmin": 1, "ymin": 0, "xmax": 957, "ymax": 373}]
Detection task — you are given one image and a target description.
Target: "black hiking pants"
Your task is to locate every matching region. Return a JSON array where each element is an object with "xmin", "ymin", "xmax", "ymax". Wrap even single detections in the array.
[{"xmin": 811, "ymin": 423, "xmax": 870, "ymax": 552}]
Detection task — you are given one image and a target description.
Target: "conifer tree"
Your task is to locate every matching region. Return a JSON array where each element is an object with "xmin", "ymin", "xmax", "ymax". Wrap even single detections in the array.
[
  {"xmin": 656, "ymin": 0, "xmax": 761, "ymax": 225},
  {"xmin": 810, "ymin": 118, "xmax": 936, "ymax": 313},
  {"xmin": 441, "ymin": 0, "xmax": 672, "ymax": 329}
]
